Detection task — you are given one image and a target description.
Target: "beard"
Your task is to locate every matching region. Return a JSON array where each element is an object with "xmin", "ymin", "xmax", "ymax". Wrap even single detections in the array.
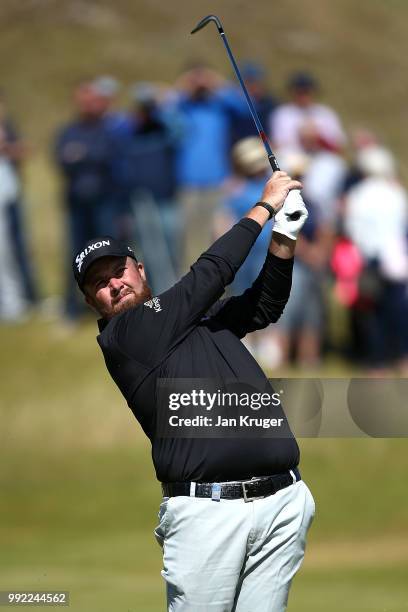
[{"xmin": 102, "ymin": 281, "xmax": 152, "ymax": 320}]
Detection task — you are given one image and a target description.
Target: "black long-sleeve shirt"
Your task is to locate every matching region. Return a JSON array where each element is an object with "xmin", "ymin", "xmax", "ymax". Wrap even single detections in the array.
[{"xmin": 97, "ymin": 218, "xmax": 299, "ymax": 482}]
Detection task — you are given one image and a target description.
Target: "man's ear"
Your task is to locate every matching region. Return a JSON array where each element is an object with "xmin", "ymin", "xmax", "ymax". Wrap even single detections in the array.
[
  {"xmin": 137, "ymin": 261, "xmax": 147, "ymax": 282},
  {"xmin": 85, "ymin": 293, "xmax": 97, "ymax": 313}
]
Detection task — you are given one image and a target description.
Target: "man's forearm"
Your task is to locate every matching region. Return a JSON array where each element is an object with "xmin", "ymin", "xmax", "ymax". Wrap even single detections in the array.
[
  {"xmin": 245, "ymin": 205, "xmax": 271, "ymax": 228},
  {"xmin": 269, "ymin": 231, "xmax": 296, "ymax": 260},
  {"xmin": 245, "ymin": 210, "xmax": 297, "ymax": 260}
]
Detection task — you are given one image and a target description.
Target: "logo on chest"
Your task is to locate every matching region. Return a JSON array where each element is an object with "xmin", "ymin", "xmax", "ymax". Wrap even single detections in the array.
[{"xmin": 144, "ymin": 296, "xmax": 162, "ymax": 313}]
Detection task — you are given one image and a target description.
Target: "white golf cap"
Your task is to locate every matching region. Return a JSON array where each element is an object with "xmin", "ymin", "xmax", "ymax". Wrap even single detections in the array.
[
  {"xmin": 356, "ymin": 146, "xmax": 397, "ymax": 179},
  {"xmin": 277, "ymin": 148, "xmax": 310, "ymax": 177},
  {"xmin": 93, "ymin": 76, "xmax": 120, "ymax": 98},
  {"xmin": 232, "ymin": 137, "xmax": 270, "ymax": 176}
]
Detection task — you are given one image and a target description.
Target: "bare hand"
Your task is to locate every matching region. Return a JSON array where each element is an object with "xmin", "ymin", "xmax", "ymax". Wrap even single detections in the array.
[{"xmin": 260, "ymin": 171, "xmax": 303, "ymax": 214}]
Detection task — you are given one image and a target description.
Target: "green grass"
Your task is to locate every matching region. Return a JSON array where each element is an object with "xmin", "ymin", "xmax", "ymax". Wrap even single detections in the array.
[
  {"xmin": 1, "ymin": 445, "xmax": 408, "ymax": 611},
  {"xmin": 291, "ymin": 567, "xmax": 408, "ymax": 612},
  {"xmin": 2, "ymin": 319, "xmax": 408, "ymax": 611}
]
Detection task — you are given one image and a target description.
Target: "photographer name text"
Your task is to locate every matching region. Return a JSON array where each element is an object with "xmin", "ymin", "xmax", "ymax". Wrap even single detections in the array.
[{"xmin": 168, "ymin": 415, "xmax": 284, "ymax": 429}]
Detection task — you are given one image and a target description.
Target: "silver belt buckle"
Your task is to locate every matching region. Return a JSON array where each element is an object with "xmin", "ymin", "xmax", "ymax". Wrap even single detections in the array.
[{"xmin": 241, "ymin": 478, "xmax": 265, "ymax": 503}]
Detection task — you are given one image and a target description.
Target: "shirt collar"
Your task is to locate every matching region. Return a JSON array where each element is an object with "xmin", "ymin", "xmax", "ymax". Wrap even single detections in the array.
[{"xmin": 97, "ymin": 318, "xmax": 108, "ymax": 332}]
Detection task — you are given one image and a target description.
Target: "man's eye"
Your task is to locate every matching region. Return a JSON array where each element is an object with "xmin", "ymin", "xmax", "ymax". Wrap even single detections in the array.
[
  {"xmin": 115, "ymin": 267, "xmax": 126, "ymax": 277},
  {"xmin": 95, "ymin": 280, "xmax": 106, "ymax": 290}
]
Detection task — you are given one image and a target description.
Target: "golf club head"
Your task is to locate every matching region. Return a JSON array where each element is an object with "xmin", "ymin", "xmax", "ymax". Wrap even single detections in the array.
[{"xmin": 191, "ymin": 14, "xmax": 223, "ymax": 35}]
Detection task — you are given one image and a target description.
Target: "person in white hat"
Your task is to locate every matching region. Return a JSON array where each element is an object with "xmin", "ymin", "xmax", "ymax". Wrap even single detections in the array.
[{"xmin": 344, "ymin": 145, "xmax": 408, "ymax": 372}]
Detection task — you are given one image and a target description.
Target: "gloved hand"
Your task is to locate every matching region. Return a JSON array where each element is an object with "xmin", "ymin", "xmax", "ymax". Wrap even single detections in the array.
[{"xmin": 272, "ymin": 189, "xmax": 309, "ymax": 240}]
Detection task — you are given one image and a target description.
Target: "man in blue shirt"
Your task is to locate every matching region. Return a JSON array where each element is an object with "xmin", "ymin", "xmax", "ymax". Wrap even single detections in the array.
[{"xmin": 174, "ymin": 64, "xmax": 243, "ymax": 270}]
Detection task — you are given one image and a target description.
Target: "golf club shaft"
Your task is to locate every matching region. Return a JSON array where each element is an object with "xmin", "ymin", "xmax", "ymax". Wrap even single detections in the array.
[
  {"xmin": 191, "ymin": 15, "xmax": 303, "ymax": 222},
  {"xmin": 191, "ymin": 15, "xmax": 280, "ymax": 172},
  {"xmin": 219, "ymin": 32, "xmax": 280, "ymax": 172}
]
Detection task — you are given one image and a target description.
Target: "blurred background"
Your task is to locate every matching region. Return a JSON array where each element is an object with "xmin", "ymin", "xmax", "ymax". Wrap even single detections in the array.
[{"xmin": 1, "ymin": 1, "xmax": 408, "ymax": 610}]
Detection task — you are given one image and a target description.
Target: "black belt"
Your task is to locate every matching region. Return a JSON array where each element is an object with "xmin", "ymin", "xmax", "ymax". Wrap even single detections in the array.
[{"xmin": 162, "ymin": 468, "xmax": 301, "ymax": 503}]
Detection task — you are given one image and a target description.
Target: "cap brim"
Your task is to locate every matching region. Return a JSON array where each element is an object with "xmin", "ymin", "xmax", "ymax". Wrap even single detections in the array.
[{"xmin": 79, "ymin": 251, "xmax": 137, "ymax": 290}]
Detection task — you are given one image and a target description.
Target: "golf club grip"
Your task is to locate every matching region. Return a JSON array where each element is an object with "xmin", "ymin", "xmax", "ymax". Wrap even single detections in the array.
[{"xmin": 268, "ymin": 153, "xmax": 280, "ymax": 173}]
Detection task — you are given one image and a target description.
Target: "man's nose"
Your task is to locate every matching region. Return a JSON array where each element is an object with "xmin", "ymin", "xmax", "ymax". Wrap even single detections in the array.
[{"xmin": 109, "ymin": 277, "xmax": 123, "ymax": 293}]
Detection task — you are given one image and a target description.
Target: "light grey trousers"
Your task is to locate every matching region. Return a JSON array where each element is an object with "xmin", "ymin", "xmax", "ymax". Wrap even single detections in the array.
[{"xmin": 154, "ymin": 479, "xmax": 315, "ymax": 611}]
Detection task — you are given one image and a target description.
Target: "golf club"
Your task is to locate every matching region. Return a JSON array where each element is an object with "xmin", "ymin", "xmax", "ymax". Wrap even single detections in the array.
[
  {"xmin": 191, "ymin": 14, "xmax": 305, "ymax": 222},
  {"xmin": 191, "ymin": 14, "xmax": 281, "ymax": 172}
]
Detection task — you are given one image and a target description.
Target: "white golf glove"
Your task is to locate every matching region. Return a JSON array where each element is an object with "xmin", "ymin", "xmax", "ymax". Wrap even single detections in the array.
[{"xmin": 273, "ymin": 189, "xmax": 309, "ymax": 240}]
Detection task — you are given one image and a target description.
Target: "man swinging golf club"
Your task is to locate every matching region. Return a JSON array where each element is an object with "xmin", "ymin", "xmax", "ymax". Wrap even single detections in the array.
[
  {"xmin": 73, "ymin": 168, "xmax": 313, "ymax": 611},
  {"xmin": 73, "ymin": 15, "xmax": 314, "ymax": 611}
]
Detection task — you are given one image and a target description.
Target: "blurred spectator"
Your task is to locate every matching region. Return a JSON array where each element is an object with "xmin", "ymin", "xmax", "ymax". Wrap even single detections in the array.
[
  {"xmin": 342, "ymin": 146, "xmax": 408, "ymax": 371},
  {"xmin": 0, "ymin": 124, "xmax": 26, "ymax": 321},
  {"xmin": 174, "ymin": 64, "xmax": 240, "ymax": 270},
  {"xmin": 93, "ymin": 75, "xmax": 128, "ymax": 134},
  {"xmin": 339, "ymin": 127, "xmax": 380, "ymax": 195},
  {"xmin": 214, "ymin": 136, "xmax": 277, "ymax": 362},
  {"xmin": 54, "ymin": 80, "xmax": 119, "ymax": 320},
  {"xmin": 270, "ymin": 71, "xmax": 346, "ymax": 154},
  {"xmin": 274, "ymin": 153, "xmax": 335, "ymax": 368},
  {"xmin": 216, "ymin": 137, "xmax": 272, "ymax": 292},
  {"xmin": 331, "ymin": 236, "xmax": 363, "ymax": 310},
  {"xmin": 120, "ymin": 83, "xmax": 181, "ymax": 293},
  {"xmin": 0, "ymin": 90, "xmax": 38, "ymax": 307},
  {"xmin": 92, "ymin": 76, "xmax": 136, "ymax": 243},
  {"xmin": 227, "ymin": 61, "xmax": 279, "ymax": 145},
  {"xmin": 297, "ymin": 120, "xmax": 348, "ymax": 224}
]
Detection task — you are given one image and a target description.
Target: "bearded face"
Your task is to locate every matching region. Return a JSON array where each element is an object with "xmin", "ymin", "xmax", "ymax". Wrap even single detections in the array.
[{"xmin": 84, "ymin": 256, "xmax": 152, "ymax": 320}]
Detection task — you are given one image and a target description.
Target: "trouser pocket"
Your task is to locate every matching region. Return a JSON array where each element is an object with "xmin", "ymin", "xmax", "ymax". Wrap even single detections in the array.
[{"xmin": 154, "ymin": 496, "xmax": 170, "ymax": 547}]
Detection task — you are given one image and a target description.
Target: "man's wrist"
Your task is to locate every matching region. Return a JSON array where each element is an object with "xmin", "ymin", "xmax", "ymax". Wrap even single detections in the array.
[
  {"xmin": 269, "ymin": 231, "xmax": 296, "ymax": 259},
  {"xmin": 253, "ymin": 201, "xmax": 276, "ymax": 220},
  {"xmin": 245, "ymin": 204, "xmax": 272, "ymax": 228}
]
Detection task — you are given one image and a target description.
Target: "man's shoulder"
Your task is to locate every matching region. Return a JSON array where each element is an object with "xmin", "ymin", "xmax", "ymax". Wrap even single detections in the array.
[
  {"xmin": 97, "ymin": 307, "xmax": 136, "ymax": 345},
  {"xmin": 97, "ymin": 297, "xmax": 166, "ymax": 347}
]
